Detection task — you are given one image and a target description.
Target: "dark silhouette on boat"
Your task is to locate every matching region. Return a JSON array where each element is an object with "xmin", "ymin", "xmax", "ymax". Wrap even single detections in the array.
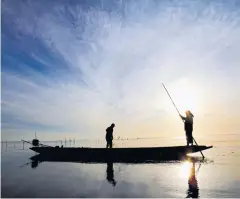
[
  {"xmin": 23, "ymin": 129, "xmax": 212, "ymax": 162},
  {"xmin": 179, "ymin": 110, "xmax": 194, "ymax": 146},
  {"xmin": 106, "ymin": 123, "xmax": 115, "ymax": 148}
]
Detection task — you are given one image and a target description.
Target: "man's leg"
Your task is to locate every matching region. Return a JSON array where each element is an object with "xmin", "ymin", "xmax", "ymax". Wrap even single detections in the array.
[
  {"xmin": 190, "ymin": 131, "xmax": 193, "ymax": 145},
  {"xmin": 186, "ymin": 132, "xmax": 189, "ymax": 146},
  {"xmin": 110, "ymin": 140, "xmax": 112, "ymax": 148},
  {"xmin": 187, "ymin": 129, "xmax": 193, "ymax": 146}
]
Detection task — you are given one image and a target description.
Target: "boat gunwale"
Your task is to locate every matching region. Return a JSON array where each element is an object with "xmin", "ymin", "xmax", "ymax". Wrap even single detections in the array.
[{"xmin": 30, "ymin": 145, "xmax": 213, "ymax": 149}]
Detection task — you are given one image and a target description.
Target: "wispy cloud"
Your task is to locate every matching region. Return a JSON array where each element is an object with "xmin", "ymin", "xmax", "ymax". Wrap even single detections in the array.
[{"xmin": 2, "ymin": 0, "xmax": 240, "ymax": 140}]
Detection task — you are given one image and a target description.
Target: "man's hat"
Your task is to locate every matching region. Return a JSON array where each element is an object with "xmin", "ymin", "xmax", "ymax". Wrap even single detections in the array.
[{"xmin": 186, "ymin": 110, "xmax": 194, "ymax": 117}]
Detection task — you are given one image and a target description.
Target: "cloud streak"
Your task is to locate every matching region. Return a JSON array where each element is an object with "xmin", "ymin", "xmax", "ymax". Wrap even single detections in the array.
[{"xmin": 2, "ymin": 0, "xmax": 240, "ymax": 140}]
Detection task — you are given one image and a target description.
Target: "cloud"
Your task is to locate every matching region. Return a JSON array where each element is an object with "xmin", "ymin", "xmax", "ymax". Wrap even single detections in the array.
[{"xmin": 2, "ymin": 0, "xmax": 240, "ymax": 140}]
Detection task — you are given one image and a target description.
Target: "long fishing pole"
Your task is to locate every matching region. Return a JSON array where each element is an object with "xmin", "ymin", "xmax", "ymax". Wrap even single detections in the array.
[
  {"xmin": 161, "ymin": 83, "xmax": 205, "ymax": 158},
  {"xmin": 162, "ymin": 83, "xmax": 181, "ymax": 115}
]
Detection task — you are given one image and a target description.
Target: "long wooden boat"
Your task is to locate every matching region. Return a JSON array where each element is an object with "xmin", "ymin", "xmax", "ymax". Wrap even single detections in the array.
[{"xmin": 30, "ymin": 145, "xmax": 213, "ymax": 161}]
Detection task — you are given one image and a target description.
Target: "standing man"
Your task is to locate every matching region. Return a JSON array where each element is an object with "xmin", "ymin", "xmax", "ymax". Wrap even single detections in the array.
[
  {"xmin": 180, "ymin": 110, "xmax": 194, "ymax": 146},
  {"xmin": 106, "ymin": 123, "xmax": 115, "ymax": 148}
]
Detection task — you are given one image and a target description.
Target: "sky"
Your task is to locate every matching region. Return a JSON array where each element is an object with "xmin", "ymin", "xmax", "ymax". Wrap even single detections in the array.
[{"xmin": 1, "ymin": 0, "xmax": 240, "ymax": 141}]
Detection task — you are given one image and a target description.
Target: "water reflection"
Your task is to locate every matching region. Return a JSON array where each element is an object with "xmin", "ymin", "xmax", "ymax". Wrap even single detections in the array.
[
  {"xmin": 23, "ymin": 157, "xmax": 118, "ymax": 186},
  {"xmin": 20, "ymin": 159, "xmax": 39, "ymax": 169},
  {"xmin": 180, "ymin": 161, "xmax": 192, "ymax": 177},
  {"xmin": 31, "ymin": 160, "xmax": 39, "ymax": 169},
  {"xmin": 26, "ymin": 155, "xmax": 208, "ymax": 196},
  {"xmin": 179, "ymin": 158, "xmax": 201, "ymax": 198},
  {"xmin": 186, "ymin": 161, "xmax": 199, "ymax": 198},
  {"xmin": 106, "ymin": 162, "xmax": 117, "ymax": 186}
]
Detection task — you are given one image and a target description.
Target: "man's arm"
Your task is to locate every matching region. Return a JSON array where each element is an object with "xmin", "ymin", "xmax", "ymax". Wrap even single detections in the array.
[{"xmin": 179, "ymin": 114, "xmax": 186, "ymax": 120}]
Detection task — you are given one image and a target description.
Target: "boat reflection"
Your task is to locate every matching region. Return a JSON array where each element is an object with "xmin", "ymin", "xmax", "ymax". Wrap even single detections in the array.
[
  {"xmin": 26, "ymin": 154, "xmax": 207, "ymax": 191},
  {"xmin": 25, "ymin": 158, "xmax": 117, "ymax": 187},
  {"xmin": 31, "ymin": 160, "xmax": 39, "ymax": 169}
]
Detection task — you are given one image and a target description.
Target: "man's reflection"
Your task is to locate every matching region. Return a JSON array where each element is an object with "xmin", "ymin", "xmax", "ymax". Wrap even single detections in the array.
[
  {"xmin": 186, "ymin": 161, "xmax": 199, "ymax": 198},
  {"xmin": 106, "ymin": 162, "xmax": 117, "ymax": 186}
]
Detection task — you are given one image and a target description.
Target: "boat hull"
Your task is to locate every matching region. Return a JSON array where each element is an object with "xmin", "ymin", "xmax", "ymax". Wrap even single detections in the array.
[{"xmin": 30, "ymin": 145, "xmax": 212, "ymax": 162}]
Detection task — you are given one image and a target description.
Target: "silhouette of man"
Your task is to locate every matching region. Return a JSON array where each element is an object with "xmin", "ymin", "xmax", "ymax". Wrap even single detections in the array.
[
  {"xmin": 106, "ymin": 123, "xmax": 115, "ymax": 148},
  {"xmin": 180, "ymin": 110, "xmax": 194, "ymax": 146}
]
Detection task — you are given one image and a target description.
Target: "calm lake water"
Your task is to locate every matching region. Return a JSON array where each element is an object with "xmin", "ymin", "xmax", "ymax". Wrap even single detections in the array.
[{"xmin": 1, "ymin": 135, "xmax": 240, "ymax": 198}]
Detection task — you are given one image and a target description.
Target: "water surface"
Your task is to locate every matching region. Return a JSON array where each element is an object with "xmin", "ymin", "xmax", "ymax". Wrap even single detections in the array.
[{"xmin": 1, "ymin": 136, "xmax": 240, "ymax": 198}]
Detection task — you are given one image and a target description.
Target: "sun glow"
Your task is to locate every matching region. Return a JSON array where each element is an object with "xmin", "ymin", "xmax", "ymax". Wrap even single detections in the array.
[
  {"xmin": 179, "ymin": 161, "xmax": 192, "ymax": 178},
  {"xmin": 170, "ymin": 78, "xmax": 202, "ymax": 114}
]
